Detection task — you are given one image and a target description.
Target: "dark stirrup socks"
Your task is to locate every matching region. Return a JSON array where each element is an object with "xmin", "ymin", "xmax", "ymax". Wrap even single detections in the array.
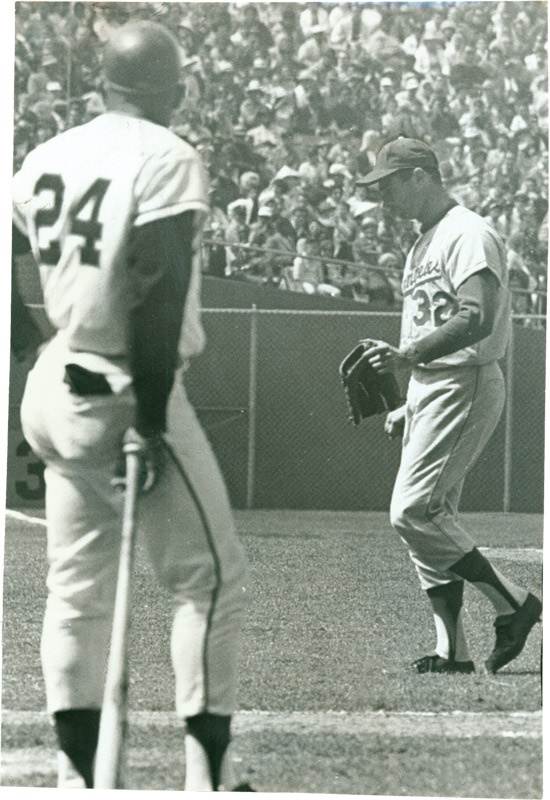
[
  {"xmin": 186, "ymin": 712, "xmax": 231, "ymax": 790},
  {"xmin": 427, "ymin": 578, "xmax": 464, "ymax": 617},
  {"xmin": 450, "ymin": 547, "xmax": 520, "ymax": 610},
  {"xmin": 54, "ymin": 708, "xmax": 101, "ymax": 788}
]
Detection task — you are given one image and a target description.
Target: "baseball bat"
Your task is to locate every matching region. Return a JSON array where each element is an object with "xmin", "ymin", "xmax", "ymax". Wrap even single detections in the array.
[{"xmin": 94, "ymin": 445, "xmax": 142, "ymax": 789}]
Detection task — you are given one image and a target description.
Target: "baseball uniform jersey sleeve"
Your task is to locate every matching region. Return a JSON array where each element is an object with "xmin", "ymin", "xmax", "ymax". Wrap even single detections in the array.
[{"xmin": 400, "ymin": 205, "xmax": 511, "ymax": 367}]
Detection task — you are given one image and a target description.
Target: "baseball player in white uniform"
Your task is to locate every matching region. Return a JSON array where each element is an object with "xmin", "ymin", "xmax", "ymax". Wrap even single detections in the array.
[
  {"xmin": 12, "ymin": 21, "xmax": 253, "ymax": 792},
  {"xmin": 357, "ymin": 138, "xmax": 541, "ymax": 675}
]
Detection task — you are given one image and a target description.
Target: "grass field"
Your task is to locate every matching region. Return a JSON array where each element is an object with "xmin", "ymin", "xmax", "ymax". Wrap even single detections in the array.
[{"xmin": 1, "ymin": 509, "xmax": 543, "ymax": 797}]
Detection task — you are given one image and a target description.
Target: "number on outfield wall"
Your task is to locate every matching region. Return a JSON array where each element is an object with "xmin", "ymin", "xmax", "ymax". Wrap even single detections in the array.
[{"xmin": 15, "ymin": 439, "xmax": 45, "ymax": 501}]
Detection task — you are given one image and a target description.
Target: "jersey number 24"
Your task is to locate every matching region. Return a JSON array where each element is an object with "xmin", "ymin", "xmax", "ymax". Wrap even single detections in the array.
[{"xmin": 34, "ymin": 173, "xmax": 111, "ymax": 267}]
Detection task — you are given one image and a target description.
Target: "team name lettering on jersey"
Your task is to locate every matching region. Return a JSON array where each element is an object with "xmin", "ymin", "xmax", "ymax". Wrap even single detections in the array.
[{"xmin": 402, "ymin": 258, "xmax": 442, "ymax": 295}]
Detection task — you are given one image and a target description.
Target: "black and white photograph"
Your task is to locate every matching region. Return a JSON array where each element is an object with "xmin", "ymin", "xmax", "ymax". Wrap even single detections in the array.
[{"xmin": 3, "ymin": 1, "xmax": 545, "ymax": 796}]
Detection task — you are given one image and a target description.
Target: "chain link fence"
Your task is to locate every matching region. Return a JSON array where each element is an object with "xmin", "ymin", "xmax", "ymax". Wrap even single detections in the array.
[
  {"xmin": 7, "ymin": 263, "xmax": 545, "ymax": 513},
  {"xmin": 182, "ymin": 306, "xmax": 545, "ymax": 513}
]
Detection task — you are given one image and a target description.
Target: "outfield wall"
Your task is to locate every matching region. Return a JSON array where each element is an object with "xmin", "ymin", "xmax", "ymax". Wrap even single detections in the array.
[{"xmin": 6, "ymin": 306, "xmax": 545, "ymax": 513}]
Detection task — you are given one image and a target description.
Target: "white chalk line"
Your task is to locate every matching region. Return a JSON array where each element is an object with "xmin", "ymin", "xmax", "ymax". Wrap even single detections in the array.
[
  {"xmin": 1, "ymin": 710, "xmax": 541, "ymax": 780},
  {"xmin": 4, "ymin": 511, "xmax": 544, "ymax": 563},
  {"xmin": 2, "ymin": 708, "xmax": 542, "ymax": 735}
]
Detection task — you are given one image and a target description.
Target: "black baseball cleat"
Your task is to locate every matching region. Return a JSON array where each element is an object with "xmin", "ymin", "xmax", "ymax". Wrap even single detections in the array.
[
  {"xmin": 232, "ymin": 783, "xmax": 256, "ymax": 791},
  {"xmin": 484, "ymin": 592, "xmax": 542, "ymax": 674},
  {"xmin": 413, "ymin": 654, "xmax": 475, "ymax": 674}
]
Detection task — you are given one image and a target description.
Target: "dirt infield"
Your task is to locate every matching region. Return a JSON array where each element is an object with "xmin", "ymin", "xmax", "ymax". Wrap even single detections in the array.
[{"xmin": 1, "ymin": 510, "xmax": 543, "ymax": 796}]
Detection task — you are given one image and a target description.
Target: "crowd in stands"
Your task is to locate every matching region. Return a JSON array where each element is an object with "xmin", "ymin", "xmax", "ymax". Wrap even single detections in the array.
[{"xmin": 14, "ymin": 2, "xmax": 548, "ymax": 315}]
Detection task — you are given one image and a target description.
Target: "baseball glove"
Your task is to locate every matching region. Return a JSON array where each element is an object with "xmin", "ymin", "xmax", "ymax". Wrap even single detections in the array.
[{"xmin": 340, "ymin": 341, "xmax": 401, "ymax": 426}]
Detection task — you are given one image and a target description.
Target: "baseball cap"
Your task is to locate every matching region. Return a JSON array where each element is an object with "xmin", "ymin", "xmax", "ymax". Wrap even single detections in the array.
[{"xmin": 356, "ymin": 138, "xmax": 439, "ymax": 186}]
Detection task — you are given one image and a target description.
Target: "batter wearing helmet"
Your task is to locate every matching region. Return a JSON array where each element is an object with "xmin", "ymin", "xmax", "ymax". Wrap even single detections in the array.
[
  {"xmin": 12, "ymin": 21, "xmax": 253, "ymax": 791},
  {"xmin": 356, "ymin": 138, "xmax": 541, "ymax": 675}
]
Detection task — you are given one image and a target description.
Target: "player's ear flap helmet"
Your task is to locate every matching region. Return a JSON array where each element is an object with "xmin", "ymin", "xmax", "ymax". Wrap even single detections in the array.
[{"xmin": 103, "ymin": 21, "xmax": 182, "ymax": 96}]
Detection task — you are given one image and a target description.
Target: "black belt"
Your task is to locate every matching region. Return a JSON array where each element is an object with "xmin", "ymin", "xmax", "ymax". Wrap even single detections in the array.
[{"xmin": 64, "ymin": 363, "xmax": 113, "ymax": 396}]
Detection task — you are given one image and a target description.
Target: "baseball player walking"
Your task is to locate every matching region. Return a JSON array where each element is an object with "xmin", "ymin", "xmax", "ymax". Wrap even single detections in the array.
[
  {"xmin": 357, "ymin": 138, "xmax": 542, "ymax": 675},
  {"xmin": 12, "ymin": 22, "xmax": 254, "ymax": 791}
]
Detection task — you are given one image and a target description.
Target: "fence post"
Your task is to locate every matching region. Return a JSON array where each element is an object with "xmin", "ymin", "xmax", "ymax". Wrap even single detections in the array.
[
  {"xmin": 503, "ymin": 323, "xmax": 515, "ymax": 513},
  {"xmin": 246, "ymin": 305, "xmax": 258, "ymax": 509}
]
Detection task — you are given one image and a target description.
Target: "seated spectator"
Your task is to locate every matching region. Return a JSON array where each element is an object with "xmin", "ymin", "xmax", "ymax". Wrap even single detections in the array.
[
  {"xmin": 246, "ymin": 206, "xmax": 294, "ymax": 284},
  {"xmin": 238, "ymin": 80, "xmax": 273, "ymax": 130},
  {"xmin": 224, "ymin": 203, "xmax": 251, "ymax": 276}
]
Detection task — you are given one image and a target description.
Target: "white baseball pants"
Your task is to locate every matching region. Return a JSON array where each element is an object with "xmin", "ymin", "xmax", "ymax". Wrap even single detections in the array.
[
  {"xmin": 390, "ymin": 362, "xmax": 505, "ymax": 591},
  {"xmin": 21, "ymin": 336, "xmax": 248, "ymax": 718}
]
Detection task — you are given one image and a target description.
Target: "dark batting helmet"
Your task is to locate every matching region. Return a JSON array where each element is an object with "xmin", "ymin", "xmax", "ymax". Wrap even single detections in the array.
[{"xmin": 103, "ymin": 21, "xmax": 181, "ymax": 96}]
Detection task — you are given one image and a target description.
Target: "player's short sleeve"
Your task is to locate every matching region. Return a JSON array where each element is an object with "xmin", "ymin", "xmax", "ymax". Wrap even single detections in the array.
[
  {"xmin": 133, "ymin": 144, "xmax": 209, "ymax": 228},
  {"xmin": 445, "ymin": 219, "xmax": 506, "ymax": 290}
]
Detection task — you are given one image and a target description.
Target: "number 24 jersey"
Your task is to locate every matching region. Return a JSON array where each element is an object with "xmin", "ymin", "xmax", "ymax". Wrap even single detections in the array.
[
  {"xmin": 13, "ymin": 111, "xmax": 208, "ymax": 361},
  {"xmin": 400, "ymin": 205, "xmax": 511, "ymax": 368}
]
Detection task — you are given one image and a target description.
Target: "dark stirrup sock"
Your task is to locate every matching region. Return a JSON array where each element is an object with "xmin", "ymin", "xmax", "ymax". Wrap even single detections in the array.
[
  {"xmin": 427, "ymin": 579, "xmax": 464, "ymax": 615},
  {"xmin": 54, "ymin": 708, "xmax": 101, "ymax": 788},
  {"xmin": 186, "ymin": 712, "xmax": 231, "ymax": 790},
  {"xmin": 450, "ymin": 547, "xmax": 521, "ymax": 611}
]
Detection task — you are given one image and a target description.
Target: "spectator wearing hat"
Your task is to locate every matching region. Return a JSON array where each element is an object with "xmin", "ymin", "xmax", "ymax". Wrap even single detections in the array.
[
  {"xmin": 292, "ymin": 69, "xmax": 325, "ymax": 134},
  {"xmin": 26, "ymin": 50, "xmax": 62, "ymax": 98},
  {"xmin": 238, "ymin": 80, "xmax": 273, "ymax": 130},
  {"xmin": 440, "ymin": 19, "xmax": 456, "ymax": 45},
  {"xmin": 400, "ymin": 73, "xmax": 429, "ymax": 123},
  {"xmin": 414, "ymin": 28, "xmax": 450, "ymax": 79},
  {"xmin": 297, "ymin": 23, "xmax": 331, "ymax": 67},
  {"xmin": 258, "ymin": 165, "xmax": 301, "ymax": 217}
]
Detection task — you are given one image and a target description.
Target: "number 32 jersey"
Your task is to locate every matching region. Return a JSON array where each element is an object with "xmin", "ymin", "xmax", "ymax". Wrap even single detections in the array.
[
  {"xmin": 400, "ymin": 205, "xmax": 511, "ymax": 368},
  {"xmin": 13, "ymin": 112, "xmax": 208, "ymax": 361}
]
